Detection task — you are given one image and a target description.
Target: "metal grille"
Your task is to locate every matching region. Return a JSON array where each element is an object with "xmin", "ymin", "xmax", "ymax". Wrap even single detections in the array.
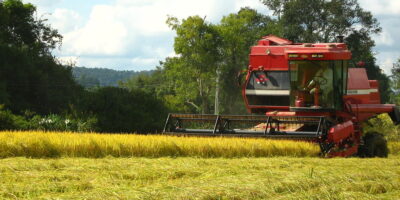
[{"xmin": 163, "ymin": 113, "xmax": 327, "ymax": 139}]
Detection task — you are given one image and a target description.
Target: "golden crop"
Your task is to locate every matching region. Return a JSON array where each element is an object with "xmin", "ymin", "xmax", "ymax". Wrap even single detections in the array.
[{"xmin": 0, "ymin": 131, "xmax": 321, "ymax": 158}]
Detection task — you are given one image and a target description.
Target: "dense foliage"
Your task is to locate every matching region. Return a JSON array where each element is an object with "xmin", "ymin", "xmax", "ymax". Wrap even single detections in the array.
[
  {"xmin": 0, "ymin": 0, "xmax": 82, "ymax": 114},
  {"xmin": 79, "ymin": 87, "xmax": 168, "ymax": 133},
  {"xmin": 390, "ymin": 58, "xmax": 400, "ymax": 104}
]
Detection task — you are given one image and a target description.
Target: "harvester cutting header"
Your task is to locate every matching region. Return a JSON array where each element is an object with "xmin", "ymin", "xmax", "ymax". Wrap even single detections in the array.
[{"xmin": 163, "ymin": 35, "xmax": 400, "ymax": 157}]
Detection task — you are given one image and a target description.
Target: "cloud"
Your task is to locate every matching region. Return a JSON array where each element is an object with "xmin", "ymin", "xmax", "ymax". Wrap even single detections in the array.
[
  {"xmin": 49, "ymin": 9, "xmax": 82, "ymax": 33},
  {"xmin": 62, "ymin": 5, "xmax": 130, "ymax": 56},
  {"xmin": 375, "ymin": 30, "xmax": 394, "ymax": 46},
  {"xmin": 235, "ymin": 0, "xmax": 270, "ymax": 14},
  {"xmin": 360, "ymin": 0, "xmax": 400, "ymax": 15},
  {"xmin": 131, "ymin": 57, "xmax": 159, "ymax": 67},
  {"xmin": 372, "ymin": 14, "xmax": 400, "ymax": 74},
  {"xmin": 49, "ymin": 0, "xmax": 267, "ymax": 70},
  {"xmin": 24, "ymin": 0, "xmax": 62, "ymax": 8},
  {"xmin": 56, "ymin": 56, "xmax": 79, "ymax": 66},
  {"xmin": 375, "ymin": 51, "xmax": 400, "ymax": 74}
]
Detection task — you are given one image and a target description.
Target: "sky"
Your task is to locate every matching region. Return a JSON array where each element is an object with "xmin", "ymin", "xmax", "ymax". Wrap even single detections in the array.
[{"xmin": 23, "ymin": 0, "xmax": 400, "ymax": 74}]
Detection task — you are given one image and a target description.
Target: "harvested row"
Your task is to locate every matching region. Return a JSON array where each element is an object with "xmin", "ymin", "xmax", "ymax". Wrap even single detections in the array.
[{"xmin": 0, "ymin": 131, "xmax": 320, "ymax": 158}]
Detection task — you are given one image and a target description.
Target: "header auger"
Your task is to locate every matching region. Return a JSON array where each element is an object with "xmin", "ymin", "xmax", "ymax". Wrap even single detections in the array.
[{"xmin": 163, "ymin": 35, "xmax": 400, "ymax": 157}]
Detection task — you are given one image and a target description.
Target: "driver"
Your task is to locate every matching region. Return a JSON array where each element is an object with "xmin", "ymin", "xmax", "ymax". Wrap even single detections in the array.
[{"xmin": 309, "ymin": 64, "xmax": 333, "ymax": 108}]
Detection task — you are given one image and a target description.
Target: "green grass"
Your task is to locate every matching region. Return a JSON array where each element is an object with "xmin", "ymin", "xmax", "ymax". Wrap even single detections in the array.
[{"xmin": 0, "ymin": 157, "xmax": 399, "ymax": 199}]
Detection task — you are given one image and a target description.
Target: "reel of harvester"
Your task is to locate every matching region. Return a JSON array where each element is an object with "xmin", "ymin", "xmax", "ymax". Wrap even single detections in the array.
[{"xmin": 163, "ymin": 113, "xmax": 328, "ymax": 141}]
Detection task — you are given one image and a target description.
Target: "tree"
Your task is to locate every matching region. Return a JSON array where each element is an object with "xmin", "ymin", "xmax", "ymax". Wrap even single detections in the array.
[
  {"xmin": 120, "ymin": 67, "xmax": 164, "ymax": 96},
  {"xmin": 162, "ymin": 11, "xmax": 280, "ymax": 114},
  {"xmin": 261, "ymin": 0, "xmax": 381, "ymax": 43},
  {"xmin": 261, "ymin": 0, "xmax": 391, "ymax": 102},
  {"xmin": 166, "ymin": 16, "xmax": 221, "ymax": 114},
  {"xmin": 0, "ymin": 0, "xmax": 82, "ymax": 114},
  {"xmin": 74, "ymin": 74, "xmax": 100, "ymax": 89},
  {"xmin": 391, "ymin": 58, "xmax": 400, "ymax": 105},
  {"xmin": 81, "ymin": 87, "xmax": 168, "ymax": 133},
  {"xmin": 0, "ymin": 0, "xmax": 62, "ymax": 55},
  {"xmin": 217, "ymin": 8, "xmax": 279, "ymax": 114}
]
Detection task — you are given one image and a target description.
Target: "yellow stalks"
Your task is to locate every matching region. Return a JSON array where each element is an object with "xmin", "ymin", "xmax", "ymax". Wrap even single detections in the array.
[{"xmin": 0, "ymin": 131, "xmax": 321, "ymax": 158}]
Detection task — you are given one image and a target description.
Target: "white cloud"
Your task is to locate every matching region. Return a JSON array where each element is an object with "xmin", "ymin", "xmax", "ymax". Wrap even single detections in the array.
[
  {"xmin": 56, "ymin": 56, "xmax": 79, "ymax": 66},
  {"xmin": 50, "ymin": 0, "xmax": 268, "ymax": 70},
  {"xmin": 360, "ymin": 0, "xmax": 400, "ymax": 15},
  {"xmin": 375, "ymin": 30, "xmax": 394, "ymax": 46},
  {"xmin": 62, "ymin": 5, "xmax": 129, "ymax": 56},
  {"xmin": 375, "ymin": 51, "xmax": 400, "ymax": 74},
  {"xmin": 131, "ymin": 57, "xmax": 158, "ymax": 67},
  {"xmin": 235, "ymin": 0, "xmax": 270, "ymax": 14},
  {"xmin": 49, "ymin": 9, "xmax": 81, "ymax": 33},
  {"xmin": 24, "ymin": 0, "xmax": 62, "ymax": 8}
]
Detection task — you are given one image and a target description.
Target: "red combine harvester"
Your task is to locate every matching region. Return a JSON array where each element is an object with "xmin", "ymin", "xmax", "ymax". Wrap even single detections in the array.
[{"xmin": 163, "ymin": 35, "xmax": 400, "ymax": 157}]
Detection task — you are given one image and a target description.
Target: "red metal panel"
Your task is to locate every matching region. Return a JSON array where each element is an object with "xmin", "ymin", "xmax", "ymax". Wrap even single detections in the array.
[
  {"xmin": 249, "ymin": 46, "xmax": 288, "ymax": 71},
  {"xmin": 328, "ymin": 145, "xmax": 358, "ymax": 157},
  {"xmin": 347, "ymin": 68, "xmax": 370, "ymax": 90},
  {"xmin": 343, "ymin": 95, "xmax": 370, "ymax": 104},
  {"xmin": 265, "ymin": 111, "xmax": 331, "ymax": 117},
  {"xmin": 349, "ymin": 104, "xmax": 394, "ymax": 113},
  {"xmin": 369, "ymin": 80, "xmax": 379, "ymax": 89},
  {"xmin": 369, "ymin": 92, "xmax": 381, "ymax": 104},
  {"xmin": 262, "ymin": 35, "xmax": 293, "ymax": 45},
  {"xmin": 285, "ymin": 51, "xmax": 351, "ymax": 60},
  {"xmin": 249, "ymin": 55, "xmax": 267, "ymax": 69},
  {"xmin": 328, "ymin": 121, "xmax": 354, "ymax": 143}
]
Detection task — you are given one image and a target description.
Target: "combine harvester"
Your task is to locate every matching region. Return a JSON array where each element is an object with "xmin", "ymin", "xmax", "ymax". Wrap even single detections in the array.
[{"xmin": 163, "ymin": 35, "xmax": 400, "ymax": 157}]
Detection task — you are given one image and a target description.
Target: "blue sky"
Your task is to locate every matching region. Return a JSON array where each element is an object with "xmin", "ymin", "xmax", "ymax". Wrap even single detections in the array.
[{"xmin": 24, "ymin": 0, "xmax": 400, "ymax": 74}]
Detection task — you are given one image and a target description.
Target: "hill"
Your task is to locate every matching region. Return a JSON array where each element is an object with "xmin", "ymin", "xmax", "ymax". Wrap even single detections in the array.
[{"xmin": 71, "ymin": 67, "xmax": 153, "ymax": 88}]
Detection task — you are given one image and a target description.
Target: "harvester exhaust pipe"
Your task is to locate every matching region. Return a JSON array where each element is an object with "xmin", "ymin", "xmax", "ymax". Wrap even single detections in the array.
[{"xmin": 336, "ymin": 35, "xmax": 344, "ymax": 43}]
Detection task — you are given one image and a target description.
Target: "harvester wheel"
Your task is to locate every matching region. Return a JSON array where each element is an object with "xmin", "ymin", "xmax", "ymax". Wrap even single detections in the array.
[{"xmin": 360, "ymin": 132, "xmax": 388, "ymax": 158}]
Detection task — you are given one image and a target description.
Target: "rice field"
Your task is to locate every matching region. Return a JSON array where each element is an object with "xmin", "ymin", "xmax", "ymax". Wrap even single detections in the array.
[
  {"xmin": 1, "ymin": 157, "xmax": 399, "ymax": 199},
  {"xmin": 1, "ymin": 131, "xmax": 399, "ymax": 199},
  {"xmin": 388, "ymin": 142, "xmax": 400, "ymax": 155},
  {"xmin": 0, "ymin": 131, "xmax": 321, "ymax": 158}
]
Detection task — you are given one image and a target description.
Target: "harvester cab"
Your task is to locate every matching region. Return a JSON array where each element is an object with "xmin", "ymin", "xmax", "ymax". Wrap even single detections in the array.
[
  {"xmin": 163, "ymin": 35, "xmax": 400, "ymax": 157},
  {"xmin": 243, "ymin": 35, "xmax": 351, "ymax": 113}
]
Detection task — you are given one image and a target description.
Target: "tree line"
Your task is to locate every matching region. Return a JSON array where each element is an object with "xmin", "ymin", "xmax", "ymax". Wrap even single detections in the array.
[
  {"xmin": 72, "ymin": 67, "xmax": 154, "ymax": 88},
  {"xmin": 0, "ymin": 0, "xmax": 396, "ymax": 133}
]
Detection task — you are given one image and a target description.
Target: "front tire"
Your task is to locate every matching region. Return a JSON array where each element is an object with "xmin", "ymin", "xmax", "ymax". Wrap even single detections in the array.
[{"xmin": 359, "ymin": 132, "xmax": 388, "ymax": 158}]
